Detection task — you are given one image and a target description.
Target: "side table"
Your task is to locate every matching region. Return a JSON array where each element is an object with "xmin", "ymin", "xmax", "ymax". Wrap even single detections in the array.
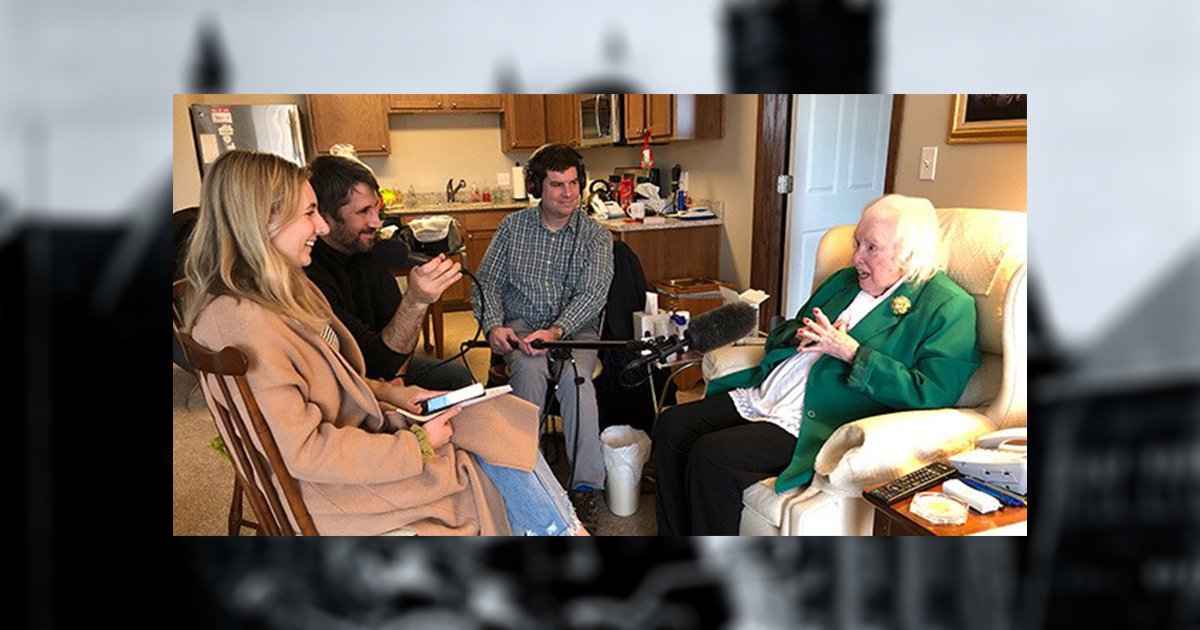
[{"xmin": 863, "ymin": 480, "xmax": 1027, "ymax": 536}]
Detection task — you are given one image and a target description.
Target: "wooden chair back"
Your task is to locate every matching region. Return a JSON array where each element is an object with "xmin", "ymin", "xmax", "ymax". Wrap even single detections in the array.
[
  {"xmin": 177, "ymin": 329, "xmax": 319, "ymax": 536},
  {"xmin": 174, "ymin": 278, "xmax": 259, "ymax": 535},
  {"xmin": 172, "ymin": 278, "xmax": 187, "ymax": 330}
]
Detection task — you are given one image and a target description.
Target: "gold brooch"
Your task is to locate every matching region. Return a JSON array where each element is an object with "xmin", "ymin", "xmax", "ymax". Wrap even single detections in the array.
[{"xmin": 890, "ymin": 295, "xmax": 911, "ymax": 315}]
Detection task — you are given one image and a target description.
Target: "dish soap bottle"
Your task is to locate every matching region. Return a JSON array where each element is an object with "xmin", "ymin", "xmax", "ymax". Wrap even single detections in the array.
[{"xmin": 640, "ymin": 131, "xmax": 654, "ymax": 169}]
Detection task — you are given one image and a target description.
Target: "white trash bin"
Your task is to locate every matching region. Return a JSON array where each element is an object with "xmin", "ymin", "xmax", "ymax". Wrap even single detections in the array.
[{"xmin": 600, "ymin": 425, "xmax": 651, "ymax": 517}]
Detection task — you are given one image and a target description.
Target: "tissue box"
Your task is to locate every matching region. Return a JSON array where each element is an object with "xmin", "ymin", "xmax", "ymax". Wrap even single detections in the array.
[
  {"xmin": 633, "ymin": 312, "xmax": 671, "ymax": 341},
  {"xmin": 719, "ymin": 286, "xmax": 770, "ymax": 326}
]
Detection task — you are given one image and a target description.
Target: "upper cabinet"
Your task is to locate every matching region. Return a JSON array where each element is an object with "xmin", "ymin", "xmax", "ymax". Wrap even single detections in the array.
[
  {"xmin": 304, "ymin": 94, "xmax": 722, "ymax": 158},
  {"xmin": 544, "ymin": 94, "xmax": 581, "ymax": 147},
  {"xmin": 308, "ymin": 94, "xmax": 391, "ymax": 156},
  {"xmin": 501, "ymin": 95, "xmax": 546, "ymax": 151},
  {"xmin": 625, "ymin": 94, "xmax": 724, "ymax": 143},
  {"xmin": 388, "ymin": 94, "xmax": 503, "ymax": 112},
  {"xmin": 625, "ymin": 94, "xmax": 673, "ymax": 142}
]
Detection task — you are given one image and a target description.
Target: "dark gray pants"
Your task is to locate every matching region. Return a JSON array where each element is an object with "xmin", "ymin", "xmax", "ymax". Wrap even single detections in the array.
[
  {"xmin": 405, "ymin": 352, "xmax": 475, "ymax": 391},
  {"xmin": 503, "ymin": 320, "xmax": 603, "ymax": 490}
]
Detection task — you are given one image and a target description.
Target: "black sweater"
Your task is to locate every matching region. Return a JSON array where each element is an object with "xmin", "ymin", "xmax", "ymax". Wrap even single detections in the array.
[{"xmin": 304, "ymin": 238, "xmax": 408, "ymax": 378}]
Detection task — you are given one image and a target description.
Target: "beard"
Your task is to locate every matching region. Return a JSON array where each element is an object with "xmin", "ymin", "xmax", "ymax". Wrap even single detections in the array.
[{"xmin": 328, "ymin": 221, "xmax": 376, "ymax": 254}]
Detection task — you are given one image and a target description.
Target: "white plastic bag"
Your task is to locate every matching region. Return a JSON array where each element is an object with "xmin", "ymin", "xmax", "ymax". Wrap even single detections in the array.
[
  {"xmin": 600, "ymin": 425, "xmax": 652, "ymax": 516},
  {"xmin": 408, "ymin": 215, "xmax": 454, "ymax": 242}
]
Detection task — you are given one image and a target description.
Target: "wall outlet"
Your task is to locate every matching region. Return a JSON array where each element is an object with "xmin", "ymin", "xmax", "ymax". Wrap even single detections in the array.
[{"xmin": 497, "ymin": 171, "xmax": 511, "ymax": 186}]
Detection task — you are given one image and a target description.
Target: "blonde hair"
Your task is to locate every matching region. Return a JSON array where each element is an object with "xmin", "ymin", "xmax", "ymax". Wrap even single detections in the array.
[
  {"xmin": 183, "ymin": 150, "xmax": 330, "ymax": 334},
  {"xmin": 860, "ymin": 194, "xmax": 945, "ymax": 286}
]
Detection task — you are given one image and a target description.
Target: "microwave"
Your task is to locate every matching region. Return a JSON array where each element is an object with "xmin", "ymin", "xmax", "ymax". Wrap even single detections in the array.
[{"xmin": 579, "ymin": 94, "xmax": 622, "ymax": 147}]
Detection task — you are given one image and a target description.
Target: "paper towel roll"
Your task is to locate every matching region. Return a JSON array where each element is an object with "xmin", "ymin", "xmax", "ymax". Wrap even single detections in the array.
[{"xmin": 512, "ymin": 164, "xmax": 526, "ymax": 200}]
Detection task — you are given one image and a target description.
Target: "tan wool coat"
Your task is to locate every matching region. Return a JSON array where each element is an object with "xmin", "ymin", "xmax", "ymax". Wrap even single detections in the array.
[{"xmin": 191, "ymin": 294, "xmax": 540, "ymax": 535}]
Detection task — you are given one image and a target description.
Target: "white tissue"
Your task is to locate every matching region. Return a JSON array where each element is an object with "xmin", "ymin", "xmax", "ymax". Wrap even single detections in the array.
[
  {"xmin": 634, "ymin": 182, "xmax": 660, "ymax": 198},
  {"xmin": 942, "ymin": 479, "xmax": 1001, "ymax": 514},
  {"xmin": 644, "ymin": 292, "xmax": 658, "ymax": 315}
]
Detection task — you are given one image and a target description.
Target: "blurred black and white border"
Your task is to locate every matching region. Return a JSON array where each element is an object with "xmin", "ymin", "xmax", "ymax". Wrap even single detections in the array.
[{"xmin": 4, "ymin": 1, "xmax": 1197, "ymax": 629}]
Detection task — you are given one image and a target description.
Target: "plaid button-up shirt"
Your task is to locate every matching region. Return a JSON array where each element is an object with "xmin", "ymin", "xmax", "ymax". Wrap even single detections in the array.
[{"xmin": 472, "ymin": 207, "xmax": 613, "ymax": 336}]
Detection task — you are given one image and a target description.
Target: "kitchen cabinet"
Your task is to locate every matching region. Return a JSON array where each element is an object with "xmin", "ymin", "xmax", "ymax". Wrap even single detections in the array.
[
  {"xmin": 544, "ymin": 94, "xmax": 581, "ymax": 147},
  {"xmin": 501, "ymin": 95, "xmax": 546, "ymax": 151},
  {"xmin": 308, "ymin": 94, "xmax": 391, "ymax": 156},
  {"xmin": 611, "ymin": 224, "xmax": 720, "ymax": 286},
  {"xmin": 624, "ymin": 94, "xmax": 725, "ymax": 143},
  {"xmin": 625, "ymin": 94, "xmax": 674, "ymax": 142},
  {"xmin": 388, "ymin": 94, "xmax": 503, "ymax": 112}
]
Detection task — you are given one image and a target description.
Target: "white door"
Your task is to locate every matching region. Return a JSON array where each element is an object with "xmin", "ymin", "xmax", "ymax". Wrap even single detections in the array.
[{"xmin": 781, "ymin": 94, "xmax": 893, "ymax": 316}]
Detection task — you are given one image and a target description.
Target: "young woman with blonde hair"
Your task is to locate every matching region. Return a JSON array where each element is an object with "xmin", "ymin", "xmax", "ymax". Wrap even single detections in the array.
[{"xmin": 184, "ymin": 150, "xmax": 584, "ymax": 535}]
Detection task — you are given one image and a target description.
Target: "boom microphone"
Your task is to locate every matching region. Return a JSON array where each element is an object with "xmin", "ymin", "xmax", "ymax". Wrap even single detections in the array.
[
  {"xmin": 685, "ymin": 301, "xmax": 760, "ymax": 353},
  {"xmin": 625, "ymin": 301, "xmax": 759, "ymax": 371}
]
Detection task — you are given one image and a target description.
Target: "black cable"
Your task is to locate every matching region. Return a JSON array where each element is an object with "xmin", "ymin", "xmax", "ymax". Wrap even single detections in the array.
[
  {"xmin": 394, "ymin": 265, "xmax": 486, "ymax": 383},
  {"xmin": 570, "ymin": 354, "xmax": 583, "ymax": 490}
]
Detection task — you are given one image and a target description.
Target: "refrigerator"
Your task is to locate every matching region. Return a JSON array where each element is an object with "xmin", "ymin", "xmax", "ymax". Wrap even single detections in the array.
[{"xmin": 189, "ymin": 104, "xmax": 306, "ymax": 177}]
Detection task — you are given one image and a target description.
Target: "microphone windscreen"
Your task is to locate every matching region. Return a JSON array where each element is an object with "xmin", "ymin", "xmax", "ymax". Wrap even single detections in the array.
[
  {"xmin": 687, "ymin": 302, "xmax": 758, "ymax": 353},
  {"xmin": 373, "ymin": 237, "xmax": 413, "ymax": 267}
]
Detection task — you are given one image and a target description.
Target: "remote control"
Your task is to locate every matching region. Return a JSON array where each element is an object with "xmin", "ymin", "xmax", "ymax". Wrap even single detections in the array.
[{"xmin": 867, "ymin": 461, "xmax": 957, "ymax": 504}]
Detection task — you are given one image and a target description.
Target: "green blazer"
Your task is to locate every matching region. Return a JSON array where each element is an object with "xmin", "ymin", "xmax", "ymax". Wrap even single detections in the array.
[{"xmin": 707, "ymin": 268, "xmax": 981, "ymax": 493}]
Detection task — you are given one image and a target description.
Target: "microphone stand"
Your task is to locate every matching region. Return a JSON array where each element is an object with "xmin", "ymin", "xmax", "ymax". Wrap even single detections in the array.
[{"xmin": 531, "ymin": 339, "xmax": 657, "ymax": 351}]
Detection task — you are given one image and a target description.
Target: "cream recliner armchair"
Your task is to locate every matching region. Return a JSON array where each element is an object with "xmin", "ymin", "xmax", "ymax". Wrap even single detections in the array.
[{"xmin": 701, "ymin": 207, "xmax": 1027, "ymax": 535}]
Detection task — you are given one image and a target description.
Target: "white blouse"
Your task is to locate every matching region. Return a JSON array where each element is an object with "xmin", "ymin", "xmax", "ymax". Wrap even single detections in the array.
[{"xmin": 728, "ymin": 278, "xmax": 904, "ymax": 437}]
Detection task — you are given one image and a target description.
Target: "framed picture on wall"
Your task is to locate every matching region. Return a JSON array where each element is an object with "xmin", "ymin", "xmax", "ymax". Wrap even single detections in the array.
[{"xmin": 948, "ymin": 94, "xmax": 1027, "ymax": 144}]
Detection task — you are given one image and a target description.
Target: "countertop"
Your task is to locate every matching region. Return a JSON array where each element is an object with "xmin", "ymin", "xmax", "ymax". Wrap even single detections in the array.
[
  {"xmin": 595, "ymin": 215, "xmax": 723, "ymax": 232},
  {"xmin": 383, "ymin": 200, "xmax": 724, "ymax": 232},
  {"xmin": 598, "ymin": 200, "xmax": 725, "ymax": 232},
  {"xmin": 383, "ymin": 200, "xmax": 531, "ymax": 216}
]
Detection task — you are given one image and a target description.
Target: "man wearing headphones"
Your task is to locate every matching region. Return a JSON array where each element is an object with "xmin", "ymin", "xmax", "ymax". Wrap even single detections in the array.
[{"xmin": 472, "ymin": 144, "xmax": 614, "ymax": 493}]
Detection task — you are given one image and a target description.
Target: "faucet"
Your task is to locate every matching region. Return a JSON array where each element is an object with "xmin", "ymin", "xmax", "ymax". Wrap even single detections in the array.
[{"xmin": 446, "ymin": 178, "xmax": 466, "ymax": 202}]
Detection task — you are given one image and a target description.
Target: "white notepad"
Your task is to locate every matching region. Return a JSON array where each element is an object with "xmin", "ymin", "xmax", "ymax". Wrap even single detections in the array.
[{"xmin": 392, "ymin": 385, "xmax": 513, "ymax": 423}]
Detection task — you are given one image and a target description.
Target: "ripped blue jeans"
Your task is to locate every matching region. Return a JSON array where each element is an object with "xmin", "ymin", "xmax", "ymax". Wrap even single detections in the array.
[{"xmin": 476, "ymin": 451, "xmax": 581, "ymax": 536}]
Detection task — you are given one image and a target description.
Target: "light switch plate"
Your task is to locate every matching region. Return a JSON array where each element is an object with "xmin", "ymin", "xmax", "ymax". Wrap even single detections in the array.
[
  {"xmin": 919, "ymin": 146, "xmax": 938, "ymax": 181},
  {"xmin": 497, "ymin": 171, "xmax": 511, "ymax": 186}
]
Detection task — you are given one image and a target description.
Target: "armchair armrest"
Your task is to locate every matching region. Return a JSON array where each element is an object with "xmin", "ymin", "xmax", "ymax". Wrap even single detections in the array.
[
  {"xmin": 811, "ymin": 408, "xmax": 998, "ymax": 497},
  {"xmin": 701, "ymin": 345, "xmax": 765, "ymax": 383}
]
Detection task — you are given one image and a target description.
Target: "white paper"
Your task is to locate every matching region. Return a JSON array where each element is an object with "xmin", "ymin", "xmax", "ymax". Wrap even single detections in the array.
[
  {"xmin": 739, "ymin": 289, "xmax": 770, "ymax": 306},
  {"xmin": 719, "ymin": 286, "xmax": 740, "ymax": 305},
  {"xmin": 391, "ymin": 385, "xmax": 512, "ymax": 423},
  {"xmin": 198, "ymin": 133, "xmax": 220, "ymax": 164}
]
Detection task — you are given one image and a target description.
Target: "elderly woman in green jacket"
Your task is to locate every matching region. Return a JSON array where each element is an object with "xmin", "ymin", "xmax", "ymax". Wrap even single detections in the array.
[{"xmin": 653, "ymin": 194, "xmax": 981, "ymax": 535}]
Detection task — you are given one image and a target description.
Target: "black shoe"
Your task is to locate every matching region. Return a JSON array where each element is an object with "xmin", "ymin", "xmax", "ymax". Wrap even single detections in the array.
[{"xmin": 568, "ymin": 488, "xmax": 601, "ymax": 533}]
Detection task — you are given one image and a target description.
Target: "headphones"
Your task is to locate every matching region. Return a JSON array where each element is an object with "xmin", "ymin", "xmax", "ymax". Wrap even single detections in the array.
[{"xmin": 525, "ymin": 143, "xmax": 586, "ymax": 199}]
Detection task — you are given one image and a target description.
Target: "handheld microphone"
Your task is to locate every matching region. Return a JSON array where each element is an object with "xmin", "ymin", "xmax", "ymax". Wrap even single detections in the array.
[
  {"xmin": 625, "ymin": 301, "xmax": 759, "ymax": 371},
  {"xmin": 374, "ymin": 236, "xmax": 437, "ymax": 268}
]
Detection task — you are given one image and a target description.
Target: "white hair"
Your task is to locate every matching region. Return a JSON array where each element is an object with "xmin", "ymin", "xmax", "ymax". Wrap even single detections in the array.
[{"xmin": 860, "ymin": 194, "xmax": 945, "ymax": 286}]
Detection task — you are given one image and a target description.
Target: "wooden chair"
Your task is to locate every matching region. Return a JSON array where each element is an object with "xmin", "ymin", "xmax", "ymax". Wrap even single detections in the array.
[
  {"xmin": 173, "ymin": 278, "xmax": 259, "ymax": 536},
  {"xmin": 178, "ymin": 328, "xmax": 319, "ymax": 536}
]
